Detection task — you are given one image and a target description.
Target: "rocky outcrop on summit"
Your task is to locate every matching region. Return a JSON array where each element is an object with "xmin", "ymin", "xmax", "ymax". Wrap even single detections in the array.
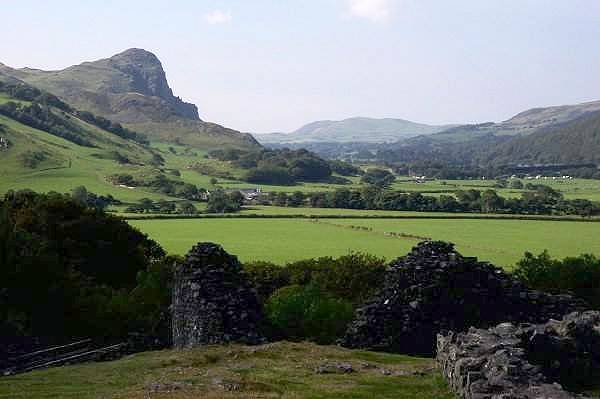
[
  {"xmin": 340, "ymin": 241, "xmax": 588, "ymax": 356},
  {"xmin": 437, "ymin": 311, "xmax": 600, "ymax": 399},
  {"xmin": 171, "ymin": 243, "xmax": 266, "ymax": 348},
  {"xmin": 102, "ymin": 48, "xmax": 199, "ymax": 120}
]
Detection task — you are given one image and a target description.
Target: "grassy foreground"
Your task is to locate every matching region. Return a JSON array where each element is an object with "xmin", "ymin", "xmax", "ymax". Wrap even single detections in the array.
[
  {"xmin": 129, "ymin": 217, "xmax": 600, "ymax": 268},
  {"xmin": 0, "ymin": 342, "xmax": 453, "ymax": 399}
]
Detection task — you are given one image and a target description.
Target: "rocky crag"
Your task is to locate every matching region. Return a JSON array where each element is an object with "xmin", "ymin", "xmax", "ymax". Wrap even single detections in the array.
[
  {"xmin": 437, "ymin": 311, "xmax": 600, "ymax": 399},
  {"xmin": 171, "ymin": 243, "xmax": 266, "ymax": 348},
  {"xmin": 340, "ymin": 241, "xmax": 588, "ymax": 356}
]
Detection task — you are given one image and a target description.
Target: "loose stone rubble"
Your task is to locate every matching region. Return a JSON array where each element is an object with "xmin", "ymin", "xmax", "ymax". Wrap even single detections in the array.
[
  {"xmin": 171, "ymin": 242, "xmax": 266, "ymax": 348},
  {"xmin": 436, "ymin": 311, "xmax": 600, "ymax": 399},
  {"xmin": 340, "ymin": 241, "xmax": 588, "ymax": 356}
]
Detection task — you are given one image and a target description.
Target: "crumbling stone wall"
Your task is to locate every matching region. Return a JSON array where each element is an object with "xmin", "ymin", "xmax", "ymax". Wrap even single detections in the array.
[
  {"xmin": 171, "ymin": 242, "xmax": 266, "ymax": 348},
  {"xmin": 340, "ymin": 241, "xmax": 588, "ymax": 356},
  {"xmin": 436, "ymin": 311, "xmax": 600, "ymax": 399}
]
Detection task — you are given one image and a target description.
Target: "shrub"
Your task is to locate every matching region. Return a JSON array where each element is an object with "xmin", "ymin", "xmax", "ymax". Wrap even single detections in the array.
[
  {"xmin": 244, "ymin": 261, "xmax": 291, "ymax": 303},
  {"xmin": 265, "ymin": 284, "xmax": 354, "ymax": 344},
  {"xmin": 19, "ymin": 150, "xmax": 48, "ymax": 168},
  {"xmin": 286, "ymin": 253, "xmax": 386, "ymax": 304},
  {"xmin": 513, "ymin": 251, "xmax": 600, "ymax": 308},
  {"xmin": 361, "ymin": 168, "xmax": 396, "ymax": 188}
]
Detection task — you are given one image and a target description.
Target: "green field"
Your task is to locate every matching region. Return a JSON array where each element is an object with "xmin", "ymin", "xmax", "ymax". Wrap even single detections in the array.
[
  {"xmin": 391, "ymin": 177, "xmax": 600, "ymax": 201},
  {"xmin": 0, "ymin": 342, "xmax": 452, "ymax": 399},
  {"xmin": 129, "ymin": 217, "xmax": 600, "ymax": 268},
  {"xmin": 237, "ymin": 205, "xmax": 600, "ymax": 220},
  {"xmin": 0, "ymin": 115, "xmax": 175, "ymax": 203}
]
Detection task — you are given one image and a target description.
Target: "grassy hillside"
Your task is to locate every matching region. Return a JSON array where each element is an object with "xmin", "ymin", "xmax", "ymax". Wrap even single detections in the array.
[
  {"xmin": 0, "ymin": 49, "xmax": 259, "ymax": 150},
  {"xmin": 0, "ymin": 342, "xmax": 452, "ymax": 399},
  {"xmin": 0, "ymin": 87, "xmax": 182, "ymax": 202}
]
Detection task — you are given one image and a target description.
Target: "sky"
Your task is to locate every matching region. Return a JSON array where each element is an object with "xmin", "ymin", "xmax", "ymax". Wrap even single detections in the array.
[{"xmin": 2, "ymin": 0, "xmax": 600, "ymax": 133}]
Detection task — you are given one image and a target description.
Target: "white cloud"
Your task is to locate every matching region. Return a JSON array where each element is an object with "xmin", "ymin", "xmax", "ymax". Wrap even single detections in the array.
[
  {"xmin": 347, "ymin": 0, "xmax": 391, "ymax": 22},
  {"xmin": 204, "ymin": 10, "xmax": 232, "ymax": 25}
]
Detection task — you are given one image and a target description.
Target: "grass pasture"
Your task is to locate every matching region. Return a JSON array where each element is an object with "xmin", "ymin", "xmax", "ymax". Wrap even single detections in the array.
[
  {"xmin": 0, "ymin": 342, "xmax": 452, "ymax": 399},
  {"xmin": 390, "ymin": 177, "xmax": 600, "ymax": 201},
  {"xmin": 129, "ymin": 217, "xmax": 600, "ymax": 268}
]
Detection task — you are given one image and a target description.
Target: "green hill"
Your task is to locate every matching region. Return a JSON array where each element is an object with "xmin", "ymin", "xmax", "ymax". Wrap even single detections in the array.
[
  {"xmin": 0, "ymin": 81, "xmax": 194, "ymax": 202},
  {"xmin": 0, "ymin": 49, "xmax": 259, "ymax": 149},
  {"xmin": 375, "ymin": 101, "xmax": 600, "ymax": 168},
  {"xmin": 483, "ymin": 110, "xmax": 600, "ymax": 165},
  {"xmin": 257, "ymin": 117, "xmax": 453, "ymax": 144},
  {"xmin": 413, "ymin": 100, "xmax": 600, "ymax": 145}
]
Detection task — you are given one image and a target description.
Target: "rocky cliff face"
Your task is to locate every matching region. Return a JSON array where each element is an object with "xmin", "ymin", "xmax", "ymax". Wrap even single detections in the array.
[{"xmin": 101, "ymin": 48, "xmax": 199, "ymax": 120}]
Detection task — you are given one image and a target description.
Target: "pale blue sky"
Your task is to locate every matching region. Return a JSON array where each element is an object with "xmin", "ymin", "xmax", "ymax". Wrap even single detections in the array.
[{"xmin": 2, "ymin": 0, "xmax": 600, "ymax": 132}]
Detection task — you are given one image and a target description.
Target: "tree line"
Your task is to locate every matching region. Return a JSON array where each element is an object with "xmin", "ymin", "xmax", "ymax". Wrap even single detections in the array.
[
  {"xmin": 259, "ymin": 185, "xmax": 600, "ymax": 216},
  {"xmin": 209, "ymin": 148, "xmax": 361, "ymax": 185}
]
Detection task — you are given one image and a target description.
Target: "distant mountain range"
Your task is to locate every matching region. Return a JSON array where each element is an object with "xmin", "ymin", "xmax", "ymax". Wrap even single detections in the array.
[
  {"xmin": 0, "ymin": 49, "xmax": 258, "ymax": 149},
  {"xmin": 264, "ymin": 100, "xmax": 600, "ymax": 167},
  {"xmin": 386, "ymin": 100, "xmax": 600, "ymax": 165},
  {"xmin": 255, "ymin": 117, "xmax": 455, "ymax": 144},
  {"xmin": 416, "ymin": 100, "xmax": 600, "ymax": 145}
]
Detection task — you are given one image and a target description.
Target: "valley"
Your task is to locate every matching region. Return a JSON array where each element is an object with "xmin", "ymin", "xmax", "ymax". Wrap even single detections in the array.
[{"xmin": 2, "ymin": 9, "xmax": 600, "ymax": 397}]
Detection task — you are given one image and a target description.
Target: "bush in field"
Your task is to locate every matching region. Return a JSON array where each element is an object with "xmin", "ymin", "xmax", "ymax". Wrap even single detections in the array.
[
  {"xmin": 206, "ymin": 189, "xmax": 242, "ymax": 213},
  {"xmin": 361, "ymin": 168, "xmax": 396, "ymax": 188},
  {"xmin": 513, "ymin": 251, "xmax": 600, "ymax": 309},
  {"xmin": 265, "ymin": 284, "xmax": 354, "ymax": 344}
]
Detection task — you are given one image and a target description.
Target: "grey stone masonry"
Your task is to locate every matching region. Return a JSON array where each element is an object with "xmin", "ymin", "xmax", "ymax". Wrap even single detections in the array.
[
  {"xmin": 340, "ymin": 241, "xmax": 588, "ymax": 356},
  {"xmin": 171, "ymin": 242, "xmax": 266, "ymax": 348},
  {"xmin": 437, "ymin": 311, "xmax": 600, "ymax": 399}
]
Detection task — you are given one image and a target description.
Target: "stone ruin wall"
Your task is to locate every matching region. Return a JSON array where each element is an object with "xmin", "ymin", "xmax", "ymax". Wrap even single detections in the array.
[
  {"xmin": 437, "ymin": 311, "xmax": 600, "ymax": 399},
  {"xmin": 171, "ymin": 242, "xmax": 265, "ymax": 348},
  {"xmin": 340, "ymin": 241, "xmax": 587, "ymax": 356}
]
